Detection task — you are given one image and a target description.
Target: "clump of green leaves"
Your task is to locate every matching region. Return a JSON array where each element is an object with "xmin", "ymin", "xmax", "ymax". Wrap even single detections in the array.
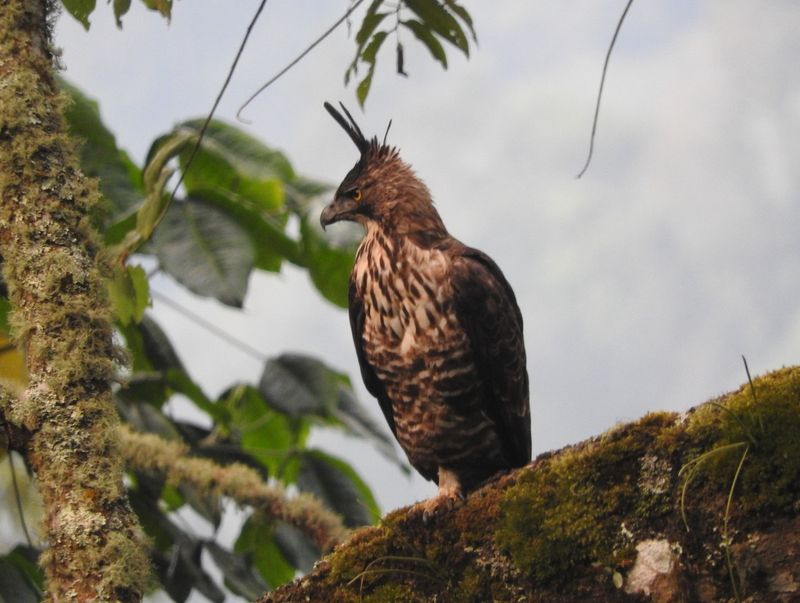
[
  {"xmin": 346, "ymin": 0, "xmax": 476, "ymax": 105},
  {"xmin": 61, "ymin": 0, "xmax": 172, "ymax": 29}
]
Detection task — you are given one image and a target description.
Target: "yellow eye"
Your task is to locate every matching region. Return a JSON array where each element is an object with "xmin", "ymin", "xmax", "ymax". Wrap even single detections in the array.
[{"xmin": 352, "ymin": 189, "xmax": 362, "ymax": 202}]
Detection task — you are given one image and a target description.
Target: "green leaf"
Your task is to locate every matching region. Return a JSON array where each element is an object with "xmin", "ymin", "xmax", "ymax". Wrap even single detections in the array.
[
  {"xmin": 404, "ymin": 0, "xmax": 470, "ymax": 56},
  {"xmin": 129, "ymin": 265, "xmax": 150, "ymax": 320},
  {"xmin": 116, "ymin": 314, "xmax": 180, "ymax": 380},
  {"xmin": 128, "ymin": 485, "xmax": 175, "ymax": 552},
  {"xmin": 299, "ymin": 211, "xmax": 357, "ymax": 308},
  {"xmin": 402, "ymin": 19, "xmax": 448, "ymax": 69},
  {"xmin": 153, "ymin": 198, "xmax": 255, "ymax": 307},
  {"xmin": 273, "ymin": 521, "xmax": 320, "ymax": 574},
  {"xmin": 143, "ymin": 131, "xmax": 191, "ymax": 194},
  {"xmin": 189, "ymin": 188, "xmax": 295, "ymax": 273},
  {"xmin": 116, "ymin": 373, "xmax": 168, "ymax": 409},
  {"xmin": 284, "ymin": 176, "xmax": 332, "ymax": 213},
  {"xmin": 61, "ymin": 0, "xmax": 97, "ymax": 30},
  {"xmin": 225, "ymin": 385, "xmax": 294, "ymax": 477},
  {"xmin": 176, "ymin": 119, "xmax": 293, "ymax": 211},
  {"xmin": 257, "ymin": 353, "xmax": 402, "ymax": 467},
  {"xmin": 362, "ymin": 30, "xmax": 389, "ymax": 64},
  {"xmin": 258, "ymin": 354, "xmax": 339, "ymax": 418},
  {"xmin": 111, "ymin": 130, "xmax": 192, "ymax": 257},
  {"xmin": 356, "ymin": 11, "xmax": 390, "ymax": 47},
  {"xmin": 0, "ymin": 297, "xmax": 11, "ymax": 334},
  {"xmin": 160, "ymin": 483, "xmax": 184, "ymax": 512},
  {"xmin": 0, "ymin": 546, "xmax": 43, "ymax": 602},
  {"xmin": 165, "ymin": 368, "xmax": 226, "ymax": 423},
  {"xmin": 205, "ymin": 542, "xmax": 268, "ymax": 600},
  {"xmin": 335, "ymin": 388, "xmax": 409, "ymax": 473},
  {"xmin": 179, "ymin": 481, "xmax": 221, "ymax": 527},
  {"xmin": 355, "ymin": 31, "xmax": 388, "ymax": 107},
  {"xmin": 0, "ymin": 556, "xmax": 40, "ymax": 603},
  {"xmin": 155, "ymin": 535, "xmax": 225, "ymax": 603},
  {"xmin": 296, "ymin": 449, "xmax": 380, "ymax": 527},
  {"xmin": 108, "ymin": 264, "xmax": 150, "ymax": 325},
  {"xmin": 344, "ymin": 0, "xmax": 386, "ymax": 84},
  {"xmin": 113, "ymin": 0, "xmax": 132, "ymax": 27},
  {"xmin": 357, "ymin": 66, "xmax": 377, "ymax": 108},
  {"xmin": 443, "ymin": 0, "xmax": 477, "ymax": 42},
  {"xmin": 140, "ymin": 0, "xmax": 172, "ymax": 20},
  {"xmin": 235, "ymin": 514, "xmax": 296, "ymax": 588},
  {"xmin": 117, "ymin": 400, "xmax": 179, "ymax": 439},
  {"xmin": 139, "ymin": 314, "xmax": 184, "ymax": 372},
  {"xmin": 60, "ymin": 79, "xmax": 143, "ymax": 219}
]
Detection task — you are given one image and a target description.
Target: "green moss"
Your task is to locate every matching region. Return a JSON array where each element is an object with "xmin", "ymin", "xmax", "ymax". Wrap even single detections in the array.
[
  {"xmin": 635, "ymin": 453, "xmax": 674, "ymax": 519},
  {"xmin": 496, "ymin": 413, "xmax": 677, "ymax": 583},
  {"xmin": 450, "ymin": 566, "xmax": 490, "ymax": 602},
  {"xmin": 361, "ymin": 582, "xmax": 425, "ymax": 602},
  {"xmin": 687, "ymin": 366, "xmax": 800, "ymax": 514},
  {"xmin": 327, "ymin": 525, "xmax": 393, "ymax": 584}
]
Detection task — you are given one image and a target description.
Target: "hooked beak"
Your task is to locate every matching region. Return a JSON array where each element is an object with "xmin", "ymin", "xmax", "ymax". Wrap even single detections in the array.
[{"xmin": 319, "ymin": 197, "xmax": 357, "ymax": 230}]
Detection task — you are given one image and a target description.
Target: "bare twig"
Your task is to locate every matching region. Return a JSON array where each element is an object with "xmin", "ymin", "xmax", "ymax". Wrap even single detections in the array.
[
  {"xmin": 236, "ymin": 0, "xmax": 367, "ymax": 122},
  {"xmin": 168, "ymin": 0, "xmax": 270, "ymax": 202},
  {"xmin": 576, "ymin": 0, "xmax": 636, "ymax": 178}
]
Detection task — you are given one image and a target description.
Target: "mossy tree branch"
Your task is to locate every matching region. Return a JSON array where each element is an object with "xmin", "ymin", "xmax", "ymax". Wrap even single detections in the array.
[
  {"xmin": 260, "ymin": 367, "xmax": 800, "ymax": 603},
  {"xmin": 0, "ymin": 1, "xmax": 151, "ymax": 600},
  {"xmin": 119, "ymin": 425, "xmax": 349, "ymax": 552}
]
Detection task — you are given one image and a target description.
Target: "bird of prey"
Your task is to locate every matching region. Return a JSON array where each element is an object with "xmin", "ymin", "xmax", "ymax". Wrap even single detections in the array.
[{"xmin": 320, "ymin": 102, "xmax": 530, "ymax": 515}]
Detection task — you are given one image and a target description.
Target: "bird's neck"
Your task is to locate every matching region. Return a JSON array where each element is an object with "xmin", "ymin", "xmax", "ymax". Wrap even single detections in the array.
[{"xmin": 367, "ymin": 204, "xmax": 449, "ymax": 250}]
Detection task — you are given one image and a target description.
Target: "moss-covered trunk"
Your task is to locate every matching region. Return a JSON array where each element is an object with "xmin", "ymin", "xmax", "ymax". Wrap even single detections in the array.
[
  {"xmin": 261, "ymin": 367, "xmax": 800, "ymax": 602},
  {"xmin": 0, "ymin": 1, "xmax": 150, "ymax": 600}
]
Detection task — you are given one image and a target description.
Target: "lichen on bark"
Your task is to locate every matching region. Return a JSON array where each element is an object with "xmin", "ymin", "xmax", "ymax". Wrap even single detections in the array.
[{"xmin": 0, "ymin": 1, "xmax": 151, "ymax": 600}]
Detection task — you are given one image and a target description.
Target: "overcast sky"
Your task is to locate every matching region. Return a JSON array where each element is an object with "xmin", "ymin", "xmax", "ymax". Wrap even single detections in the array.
[{"xmin": 54, "ymin": 0, "xmax": 800, "ymax": 522}]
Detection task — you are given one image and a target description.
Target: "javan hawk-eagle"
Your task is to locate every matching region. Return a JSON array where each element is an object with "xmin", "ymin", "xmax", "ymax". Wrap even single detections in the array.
[{"xmin": 320, "ymin": 102, "xmax": 530, "ymax": 514}]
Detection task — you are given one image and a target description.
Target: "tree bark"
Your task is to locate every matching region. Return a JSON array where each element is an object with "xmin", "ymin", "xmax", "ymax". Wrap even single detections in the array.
[
  {"xmin": 0, "ymin": 1, "xmax": 150, "ymax": 600},
  {"xmin": 260, "ymin": 366, "xmax": 800, "ymax": 602}
]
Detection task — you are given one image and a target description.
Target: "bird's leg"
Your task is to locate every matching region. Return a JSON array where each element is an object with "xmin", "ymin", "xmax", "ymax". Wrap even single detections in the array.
[{"xmin": 419, "ymin": 467, "xmax": 465, "ymax": 523}]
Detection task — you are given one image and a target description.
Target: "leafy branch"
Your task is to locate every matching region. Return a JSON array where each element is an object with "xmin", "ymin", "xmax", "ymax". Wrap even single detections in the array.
[{"xmin": 346, "ymin": 0, "xmax": 476, "ymax": 106}]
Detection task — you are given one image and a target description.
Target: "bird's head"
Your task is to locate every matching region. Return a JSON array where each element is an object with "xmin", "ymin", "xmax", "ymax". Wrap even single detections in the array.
[{"xmin": 320, "ymin": 102, "xmax": 445, "ymax": 237}]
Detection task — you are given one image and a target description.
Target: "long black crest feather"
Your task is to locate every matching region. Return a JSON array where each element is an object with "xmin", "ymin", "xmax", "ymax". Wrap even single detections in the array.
[{"xmin": 324, "ymin": 101, "xmax": 370, "ymax": 154}]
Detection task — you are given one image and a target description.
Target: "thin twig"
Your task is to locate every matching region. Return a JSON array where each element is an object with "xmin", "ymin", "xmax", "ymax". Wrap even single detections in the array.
[
  {"xmin": 576, "ymin": 0, "xmax": 636, "ymax": 178},
  {"xmin": 168, "ymin": 0, "xmax": 270, "ymax": 202},
  {"xmin": 236, "ymin": 0, "xmax": 368, "ymax": 122}
]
